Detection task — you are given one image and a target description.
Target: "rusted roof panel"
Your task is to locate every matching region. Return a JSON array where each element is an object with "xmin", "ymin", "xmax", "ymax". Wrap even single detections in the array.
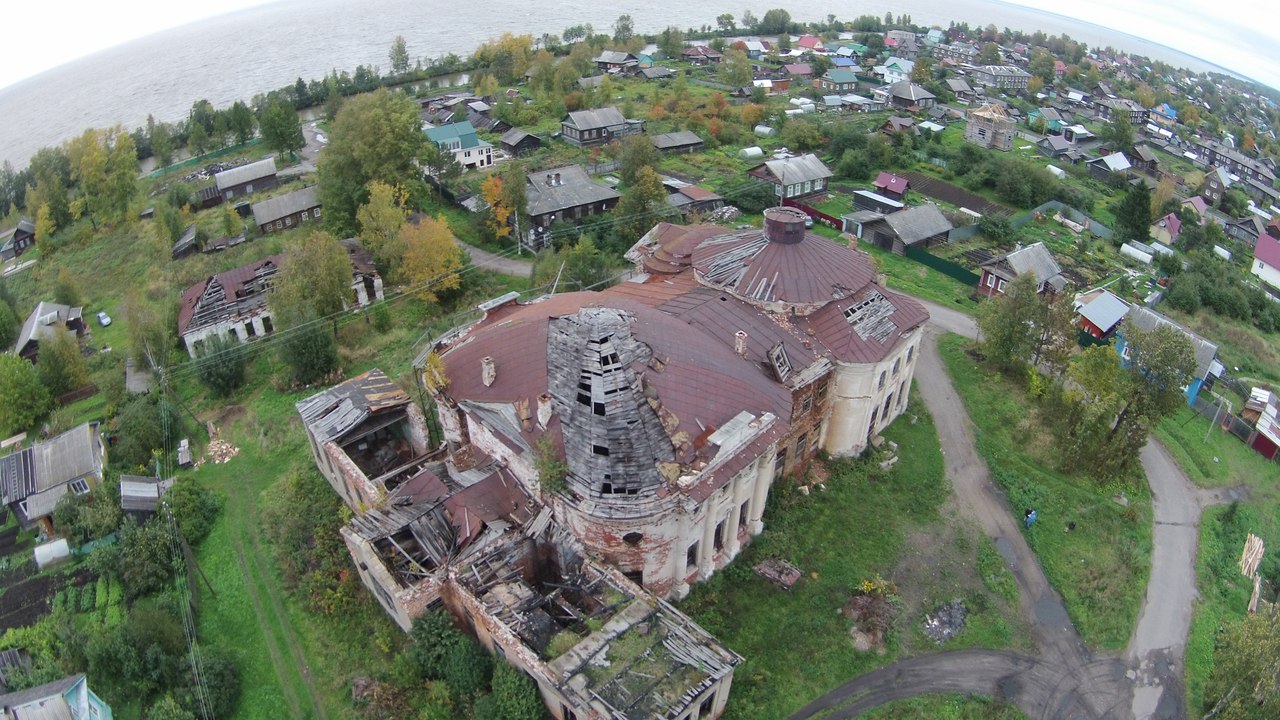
[{"xmin": 296, "ymin": 370, "xmax": 411, "ymax": 443}]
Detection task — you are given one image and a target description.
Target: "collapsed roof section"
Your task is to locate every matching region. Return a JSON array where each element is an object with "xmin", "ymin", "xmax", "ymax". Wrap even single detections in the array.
[{"xmin": 436, "ymin": 293, "xmax": 790, "ymax": 512}]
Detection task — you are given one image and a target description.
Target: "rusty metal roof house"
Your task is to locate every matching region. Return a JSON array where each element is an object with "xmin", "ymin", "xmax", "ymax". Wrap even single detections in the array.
[
  {"xmin": 298, "ymin": 369, "xmax": 742, "ymax": 720},
  {"xmin": 296, "ymin": 369, "xmax": 432, "ymax": 512},
  {"xmin": 177, "ymin": 254, "xmax": 283, "ymax": 357}
]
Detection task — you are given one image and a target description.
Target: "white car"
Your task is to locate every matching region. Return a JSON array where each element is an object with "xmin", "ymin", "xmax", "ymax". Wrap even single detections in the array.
[{"xmin": 97, "ymin": 311, "xmax": 112, "ymax": 327}]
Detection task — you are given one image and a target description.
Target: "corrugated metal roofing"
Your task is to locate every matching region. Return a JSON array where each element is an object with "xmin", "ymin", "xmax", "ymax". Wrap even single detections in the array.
[
  {"xmin": 214, "ymin": 158, "xmax": 277, "ymax": 191},
  {"xmin": 295, "ymin": 370, "xmax": 411, "ymax": 443}
]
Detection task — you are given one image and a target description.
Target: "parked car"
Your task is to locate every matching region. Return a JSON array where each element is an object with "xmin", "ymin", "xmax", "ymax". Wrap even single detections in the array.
[
  {"xmin": 97, "ymin": 311, "xmax": 112, "ymax": 327},
  {"xmin": 804, "ymin": 215, "xmax": 814, "ymax": 228}
]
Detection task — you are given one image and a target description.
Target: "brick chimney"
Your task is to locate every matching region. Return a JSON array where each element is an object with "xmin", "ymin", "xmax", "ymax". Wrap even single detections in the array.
[
  {"xmin": 554, "ymin": 172, "xmax": 562, "ymax": 186},
  {"xmin": 734, "ymin": 330, "xmax": 748, "ymax": 357},
  {"xmin": 545, "ymin": 174, "xmax": 553, "ymax": 187},
  {"xmin": 481, "ymin": 356, "xmax": 496, "ymax": 387}
]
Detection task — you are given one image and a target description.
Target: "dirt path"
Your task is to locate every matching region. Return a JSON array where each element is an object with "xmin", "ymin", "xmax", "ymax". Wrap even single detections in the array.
[
  {"xmin": 457, "ymin": 239, "xmax": 534, "ymax": 277},
  {"xmin": 791, "ymin": 296, "xmax": 1229, "ymax": 719},
  {"xmin": 227, "ymin": 489, "xmax": 327, "ymax": 720}
]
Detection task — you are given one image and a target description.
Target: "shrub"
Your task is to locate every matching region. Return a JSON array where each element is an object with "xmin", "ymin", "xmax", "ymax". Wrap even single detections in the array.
[
  {"xmin": 164, "ymin": 479, "xmax": 222, "ymax": 546},
  {"xmin": 194, "ymin": 332, "xmax": 248, "ymax": 397}
]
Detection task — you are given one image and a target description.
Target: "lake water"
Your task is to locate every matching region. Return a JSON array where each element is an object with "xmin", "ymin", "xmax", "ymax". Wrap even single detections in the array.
[{"xmin": 0, "ymin": 0, "xmax": 1228, "ymax": 167}]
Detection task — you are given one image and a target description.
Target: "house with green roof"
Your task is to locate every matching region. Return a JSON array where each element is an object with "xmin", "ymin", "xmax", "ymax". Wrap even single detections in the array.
[
  {"xmin": 424, "ymin": 120, "xmax": 493, "ymax": 171},
  {"xmin": 816, "ymin": 68, "xmax": 860, "ymax": 93}
]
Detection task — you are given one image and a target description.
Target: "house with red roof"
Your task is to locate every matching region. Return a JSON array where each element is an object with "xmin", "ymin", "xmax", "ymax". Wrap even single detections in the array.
[
  {"xmin": 796, "ymin": 35, "xmax": 825, "ymax": 52},
  {"xmin": 1252, "ymin": 225, "xmax": 1280, "ymax": 291},
  {"xmin": 1150, "ymin": 212, "xmax": 1182, "ymax": 245},
  {"xmin": 873, "ymin": 172, "xmax": 910, "ymax": 201}
]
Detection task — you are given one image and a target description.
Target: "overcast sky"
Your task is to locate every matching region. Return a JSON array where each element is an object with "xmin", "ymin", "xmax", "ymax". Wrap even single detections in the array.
[{"xmin": 2, "ymin": 0, "xmax": 1277, "ymax": 91}]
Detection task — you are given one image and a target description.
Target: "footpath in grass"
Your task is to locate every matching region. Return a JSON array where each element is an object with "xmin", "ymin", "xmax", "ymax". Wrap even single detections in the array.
[
  {"xmin": 678, "ymin": 392, "xmax": 1026, "ymax": 720},
  {"xmin": 1153, "ymin": 407, "xmax": 1279, "ymax": 713},
  {"xmin": 860, "ymin": 693, "xmax": 1029, "ymax": 719},
  {"xmin": 937, "ymin": 334, "xmax": 1152, "ymax": 652}
]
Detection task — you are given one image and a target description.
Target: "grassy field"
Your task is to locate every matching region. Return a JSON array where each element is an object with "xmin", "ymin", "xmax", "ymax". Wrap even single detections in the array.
[
  {"xmin": 678, "ymin": 391, "xmax": 1027, "ymax": 720},
  {"xmin": 937, "ymin": 334, "xmax": 1152, "ymax": 652},
  {"xmin": 860, "ymin": 693, "xmax": 1029, "ymax": 719},
  {"xmin": 1152, "ymin": 407, "xmax": 1279, "ymax": 713}
]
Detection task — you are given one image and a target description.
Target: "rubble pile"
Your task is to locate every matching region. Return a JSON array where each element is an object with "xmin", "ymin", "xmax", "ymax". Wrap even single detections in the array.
[{"xmin": 922, "ymin": 599, "xmax": 967, "ymax": 644}]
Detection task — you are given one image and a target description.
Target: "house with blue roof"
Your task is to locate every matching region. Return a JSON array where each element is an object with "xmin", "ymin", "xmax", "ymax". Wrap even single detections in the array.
[
  {"xmin": 1152, "ymin": 102, "xmax": 1178, "ymax": 127},
  {"xmin": 424, "ymin": 120, "xmax": 493, "ymax": 171}
]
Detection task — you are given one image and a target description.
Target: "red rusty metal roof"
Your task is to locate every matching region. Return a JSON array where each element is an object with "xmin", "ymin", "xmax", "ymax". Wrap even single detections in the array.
[{"xmin": 691, "ymin": 227, "xmax": 876, "ymax": 307}]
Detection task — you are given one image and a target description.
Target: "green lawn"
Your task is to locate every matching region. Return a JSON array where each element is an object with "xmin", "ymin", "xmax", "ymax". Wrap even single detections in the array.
[
  {"xmin": 937, "ymin": 334, "xmax": 1152, "ymax": 651},
  {"xmin": 1153, "ymin": 406, "xmax": 1279, "ymax": 489},
  {"xmin": 678, "ymin": 391, "xmax": 1026, "ymax": 720},
  {"xmin": 860, "ymin": 693, "xmax": 1029, "ymax": 719}
]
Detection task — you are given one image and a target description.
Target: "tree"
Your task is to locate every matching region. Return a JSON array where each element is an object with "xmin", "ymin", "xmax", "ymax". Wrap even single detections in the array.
[
  {"xmin": 740, "ymin": 10, "xmax": 758, "ymax": 30},
  {"xmin": 612, "ymin": 15, "xmax": 635, "ymax": 43},
  {"xmin": 977, "ymin": 274, "xmax": 1041, "ymax": 371},
  {"xmin": 978, "ymin": 42, "xmax": 1002, "ymax": 65},
  {"xmin": 355, "ymin": 180, "xmax": 409, "ymax": 268},
  {"xmin": 277, "ymin": 312, "xmax": 339, "ymax": 385},
  {"xmin": 318, "ymin": 89, "xmax": 426, "ymax": 235},
  {"xmin": 148, "ymin": 696, "xmax": 196, "ymax": 720},
  {"xmin": 1028, "ymin": 49, "xmax": 1055, "ymax": 84},
  {"xmin": 781, "ymin": 118, "xmax": 824, "ymax": 152},
  {"xmin": 54, "ymin": 268, "xmax": 82, "ymax": 307},
  {"xmin": 227, "ymin": 101, "xmax": 257, "ymax": 145},
  {"xmin": 103, "ymin": 127, "xmax": 138, "ymax": 221},
  {"xmin": 480, "ymin": 174, "xmax": 513, "ymax": 242},
  {"xmin": 151, "ymin": 123, "xmax": 174, "ymax": 168},
  {"xmin": 719, "ymin": 49, "xmax": 754, "ymax": 88},
  {"xmin": 114, "ymin": 394, "xmax": 181, "ymax": 470},
  {"xmin": 1027, "ymin": 76, "xmax": 1045, "ymax": 96},
  {"xmin": 910, "ymin": 56, "xmax": 933, "ymax": 85},
  {"xmin": 490, "ymin": 662, "xmax": 547, "ymax": 720},
  {"xmin": 1101, "ymin": 114, "xmax": 1134, "ymax": 152},
  {"xmin": 389, "ymin": 35, "xmax": 410, "ymax": 75},
  {"xmin": 758, "ymin": 8, "xmax": 792, "ymax": 34},
  {"xmin": 270, "ymin": 229, "xmax": 353, "ymax": 339},
  {"xmin": 33, "ymin": 204, "xmax": 56, "ymax": 255},
  {"xmin": 165, "ymin": 479, "xmax": 222, "ymax": 545},
  {"xmin": 187, "ymin": 121, "xmax": 209, "ymax": 157},
  {"xmin": 259, "ymin": 100, "xmax": 305, "ymax": 159},
  {"xmin": 397, "ymin": 215, "xmax": 465, "ymax": 303},
  {"xmin": 67, "ymin": 129, "xmax": 109, "ymax": 225},
  {"xmin": 617, "ymin": 134, "xmax": 661, "ymax": 186},
  {"xmin": 0, "ymin": 302, "xmax": 18, "ymax": 352},
  {"xmin": 615, "ymin": 166, "xmax": 668, "ymax": 241},
  {"xmin": 194, "ymin": 332, "xmax": 248, "ymax": 397},
  {"xmin": 1205, "ymin": 610, "xmax": 1280, "ymax": 719},
  {"xmin": 716, "ymin": 13, "xmax": 736, "ymax": 33},
  {"xmin": 658, "ymin": 27, "xmax": 685, "ymax": 60},
  {"xmin": 532, "ymin": 236, "xmax": 614, "ymax": 291},
  {"xmin": 36, "ymin": 328, "xmax": 89, "ymax": 398},
  {"xmin": 0, "ymin": 355, "xmax": 52, "ymax": 436},
  {"xmin": 1220, "ymin": 188, "xmax": 1250, "ymax": 217},
  {"xmin": 123, "ymin": 289, "xmax": 173, "ymax": 370},
  {"xmin": 1115, "ymin": 181, "xmax": 1153, "ymax": 243}
]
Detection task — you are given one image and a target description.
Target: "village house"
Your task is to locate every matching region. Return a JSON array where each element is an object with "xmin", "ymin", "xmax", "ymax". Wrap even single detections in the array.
[
  {"xmin": 666, "ymin": 185, "xmax": 724, "ymax": 216},
  {"xmin": 1117, "ymin": 307, "xmax": 1222, "ymax": 405},
  {"xmin": 934, "ymin": 42, "xmax": 977, "ymax": 64},
  {"xmin": 1131, "ymin": 144, "xmax": 1160, "ymax": 175},
  {"xmin": 1095, "ymin": 97, "xmax": 1150, "ymax": 125},
  {"xmin": 1088, "ymin": 152, "xmax": 1132, "ymax": 180},
  {"xmin": 681, "ymin": 45, "xmax": 723, "ymax": 64},
  {"xmin": 746, "ymin": 154, "xmax": 833, "ymax": 202},
  {"xmin": 795, "ymin": 34, "xmax": 825, "ymax": 52},
  {"xmin": 969, "ymin": 65, "xmax": 1032, "ymax": 90},
  {"xmin": 1151, "ymin": 102, "xmax": 1178, "ymax": 127},
  {"xmin": 1225, "ymin": 215, "xmax": 1266, "ymax": 246},
  {"xmin": 1028, "ymin": 107, "xmax": 1066, "ymax": 134},
  {"xmin": 1038, "ymin": 135, "xmax": 1078, "ymax": 161},
  {"xmin": 1181, "ymin": 196, "xmax": 1209, "ymax": 223},
  {"xmin": 873, "ymin": 172, "xmax": 909, "ymax": 201},
  {"xmin": 850, "ymin": 191, "xmax": 904, "ymax": 216},
  {"xmin": 946, "ymin": 78, "xmax": 976, "ymax": 102},
  {"xmin": 1150, "ymin": 212, "xmax": 1182, "ymax": 245},
  {"xmin": 1252, "ymin": 226, "xmax": 1280, "ymax": 291},
  {"xmin": 1201, "ymin": 166, "xmax": 1232, "ymax": 206},
  {"xmin": 0, "ymin": 674, "xmax": 112, "ymax": 720},
  {"xmin": 781, "ymin": 63, "xmax": 813, "ymax": 81},
  {"xmin": 639, "ymin": 66, "xmax": 675, "ymax": 81},
  {"xmin": 977, "ymin": 242, "xmax": 1066, "ymax": 298},
  {"xmin": 875, "ymin": 57, "xmax": 914, "ymax": 85},
  {"xmin": 0, "ymin": 422, "xmax": 106, "ymax": 532},
  {"xmin": 13, "ymin": 301, "xmax": 85, "ymax": 363},
  {"xmin": 500, "ymin": 128, "xmax": 541, "ymax": 156},
  {"xmin": 883, "ymin": 80, "xmax": 936, "ymax": 110},
  {"xmin": 0, "ymin": 218, "xmax": 35, "ymax": 262},
  {"xmin": 815, "ymin": 68, "xmax": 859, "ymax": 93},
  {"xmin": 880, "ymin": 116, "xmax": 917, "ymax": 137},
  {"xmin": 171, "ymin": 224, "xmax": 200, "ymax": 259},
  {"xmin": 178, "ymin": 254, "xmax": 282, "ymax": 355},
  {"xmin": 1193, "ymin": 139, "xmax": 1276, "ymax": 186},
  {"xmin": 593, "ymin": 50, "xmax": 638, "ymax": 74},
  {"xmin": 523, "ymin": 165, "xmax": 621, "ymax": 248},
  {"xmin": 1075, "ymin": 288, "xmax": 1130, "ymax": 340},
  {"xmin": 213, "ymin": 158, "xmax": 279, "ymax": 203},
  {"xmin": 964, "ymin": 103, "xmax": 1016, "ymax": 151},
  {"xmin": 650, "ymin": 131, "xmax": 705, "ymax": 155},
  {"xmin": 857, "ymin": 204, "xmax": 953, "ymax": 255},
  {"xmin": 559, "ymin": 107, "xmax": 644, "ymax": 148},
  {"xmin": 425, "ymin": 120, "xmax": 494, "ymax": 171},
  {"xmin": 250, "ymin": 186, "xmax": 321, "ymax": 234}
]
